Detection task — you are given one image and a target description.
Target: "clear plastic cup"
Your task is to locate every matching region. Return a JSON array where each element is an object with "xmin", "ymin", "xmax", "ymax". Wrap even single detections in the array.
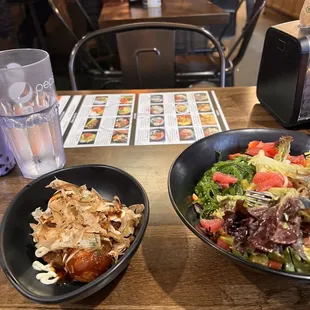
[{"xmin": 0, "ymin": 49, "xmax": 66, "ymax": 179}]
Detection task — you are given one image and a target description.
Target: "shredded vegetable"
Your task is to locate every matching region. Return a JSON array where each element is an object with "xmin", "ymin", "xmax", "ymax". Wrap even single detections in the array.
[
  {"xmin": 195, "ymin": 156, "xmax": 255, "ymax": 217},
  {"xmin": 30, "ymin": 179, "xmax": 144, "ymax": 284}
]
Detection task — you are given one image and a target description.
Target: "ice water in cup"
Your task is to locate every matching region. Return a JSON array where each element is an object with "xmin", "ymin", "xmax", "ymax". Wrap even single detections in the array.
[{"xmin": 0, "ymin": 49, "xmax": 66, "ymax": 179}]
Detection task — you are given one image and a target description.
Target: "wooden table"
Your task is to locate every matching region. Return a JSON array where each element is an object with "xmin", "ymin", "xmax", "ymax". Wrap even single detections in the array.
[
  {"xmin": 1, "ymin": 87, "xmax": 310, "ymax": 309},
  {"xmin": 99, "ymin": 0, "xmax": 230, "ymax": 28},
  {"xmin": 266, "ymin": 0, "xmax": 303, "ymax": 19}
]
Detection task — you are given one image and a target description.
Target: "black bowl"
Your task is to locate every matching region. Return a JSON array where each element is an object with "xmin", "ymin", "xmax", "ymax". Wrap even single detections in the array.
[
  {"xmin": 0, "ymin": 165, "xmax": 149, "ymax": 304},
  {"xmin": 168, "ymin": 128, "xmax": 310, "ymax": 280}
]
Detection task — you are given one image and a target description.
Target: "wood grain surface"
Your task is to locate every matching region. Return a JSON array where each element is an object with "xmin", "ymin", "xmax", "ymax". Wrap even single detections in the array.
[
  {"xmin": 99, "ymin": 0, "xmax": 229, "ymax": 28},
  {"xmin": 1, "ymin": 87, "xmax": 310, "ymax": 309},
  {"xmin": 266, "ymin": 0, "xmax": 304, "ymax": 19}
]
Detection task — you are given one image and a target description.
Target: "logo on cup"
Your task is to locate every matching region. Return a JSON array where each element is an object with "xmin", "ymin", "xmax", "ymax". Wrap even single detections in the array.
[
  {"xmin": 8, "ymin": 82, "xmax": 33, "ymax": 104},
  {"xmin": 8, "ymin": 77, "xmax": 54, "ymax": 106},
  {"xmin": 36, "ymin": 77, "xmax": 55, "ymax": 92}
]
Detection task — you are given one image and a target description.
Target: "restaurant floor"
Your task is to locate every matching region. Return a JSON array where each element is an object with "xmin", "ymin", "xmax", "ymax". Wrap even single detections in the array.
[{"xmin": 232, "ymin": 7, "xmax": 289, "ymax": 86}]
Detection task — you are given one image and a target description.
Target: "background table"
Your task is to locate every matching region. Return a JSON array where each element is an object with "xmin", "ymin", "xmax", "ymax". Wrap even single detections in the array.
[
  {"xmin": 99, "ymin": 0, "xmax": 230, "ymax": 28},
  {"xmin": 1, "ymin": 87, "xmax": 310, "ymax": 309}
]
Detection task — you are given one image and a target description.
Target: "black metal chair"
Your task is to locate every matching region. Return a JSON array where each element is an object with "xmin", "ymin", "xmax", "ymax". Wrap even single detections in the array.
[
  {"xmin": 176, "ymin": 0, "xmax": 241, "ymax": 56},
  {"xmin": 68, "ymin": 22, "xmax": 226, "ymax": 90},
  {"xmin": 209, "ymin": 0, "xmax": 240, "ymax": 40},
  {"xmin": 76, "ymin": 0, "xmax": 101, "ymax": 31},
  {"xmin": 48, "ymin": 0, "xmax": 119, "ymax": 85},
  {"xmin": 176, "ymin": 0, "xmax": 266, "ymax": 87},
  {"xmin": 7, "ymin": 0, "xmax": 51, "ymax": 49},
  {"xmin": 48, "ymin": 0, "xmax": 100, "ymax": 42}
]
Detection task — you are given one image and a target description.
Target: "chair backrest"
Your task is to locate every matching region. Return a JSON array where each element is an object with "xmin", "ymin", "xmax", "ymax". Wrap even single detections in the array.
[
  {"xmin": 48, "ymin": 0, "xmax": 77, "ymax": 41},
  {"xmin": 117, "ymin": 29, "xmax": 175, "ymax": 89},
  {"xmin": 69, "ymin": 22, "xmax": 226, "ymax": 90},
  {"xmin": 75, "ymin": 0, "xmax": 98, "ymax": 31},
  {"xmin": 48, "ymin": 0, "xmax": 97, "ymax": 42},
  {"xmin": 227, "ymin": 0, "xmax": 267, "ymax": 67}
]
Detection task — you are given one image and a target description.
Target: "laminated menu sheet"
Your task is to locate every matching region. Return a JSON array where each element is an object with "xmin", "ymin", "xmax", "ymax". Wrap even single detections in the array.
[
  {"xmin": 58, "ymin": 94, "xmax": 136, "ymax": 148},
  {"xmin": 134, "ymin": 91, "xmax": 229, "ymax": 145}
]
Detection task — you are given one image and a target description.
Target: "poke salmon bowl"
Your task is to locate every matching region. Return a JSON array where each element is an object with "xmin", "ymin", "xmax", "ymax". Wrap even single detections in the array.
[{"xmin": 168, "ymin": 128, "xmax": 310, "ymax": 280}]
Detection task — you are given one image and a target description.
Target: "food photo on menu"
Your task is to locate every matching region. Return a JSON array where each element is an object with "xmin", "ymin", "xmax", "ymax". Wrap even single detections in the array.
[
  {"xmin": 120, "ymin": 95, "xmax": 134, "ymax": 105},
  {"xmin": 174, "ymin": 94, "xmax": 188, "ymax": 102},
  {"xmin": 84, "ymin": 118, "xmax": 101, "ymax": 130},
  {"xmin": 79, "ymin": 132, "xmax": 97, "ymax": 145},
  {"xmin": 117, "ymin": 106, "xmax": 131, "ymax": 116},
  {"xmin": 150, "ymin": 105, "xmax": 164, "ymax": 114},
  {"xmin": 150, "ymin": 116, "xmax": 165, "ymax": 127},
  {"xmin": 177, "ymin": 115, "xmax": 193, "ymax": 127},
  {"xmin": 90, "ymin": 106, "xmax": 105, "ymax": 116},
  {"xmin": 114, "ymin": 117, "xmax": 130, "ymax": 128},
  {"xmin": 194, "ymin": 92, "xmax": 209, "ymax": 102},
  {"xmin": 94, "ymin": 96, "xmax": 108, "ymax": 105},
  {"xmin": 150, "ymin": 94, "xmax": 163, "ymax": 103},
  {"xmin": 179, "ymin": 128, "xmax": 196, "ymax": 141},
  {"xmin": 111, "ymin": 130, "xmax": 129, "ymax": 143},
  {"xmin": 199, "ymin": 113, "xmax": 217, "ymax": 126},
  {"xmin": 197, "ymin": 103, "xmax": 211, "ymax": 112},
  {"xmin": 175, "ymin": 103, "xmax": 189, "ymax": 114},
  {"xmin": 150, "ymin": 129, "xmax": 165, "ymax": 142},
  {"xmin": 203, "ymin": 127, "xmax": 220, "ymax": 137}
]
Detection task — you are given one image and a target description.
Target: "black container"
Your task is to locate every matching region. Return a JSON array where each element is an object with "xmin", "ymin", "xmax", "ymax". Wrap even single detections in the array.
[
  {"xmin": 128, "ymin": 0, "xmax": 142, "ymax": 5},
  {"xmin": 168, "ymin": 128, "xmax": 310, "ymax": 281},
  {"xmin": 0, "ymin": 165, "xmax": 149, "ymax": 304},
  {"xmin": 257, "ymin": 20, "xmax": 310, "ymax": 127}
]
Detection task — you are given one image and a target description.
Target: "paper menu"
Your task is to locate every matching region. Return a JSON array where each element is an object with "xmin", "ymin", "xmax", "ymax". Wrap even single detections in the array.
[
  {"xmin": 57, "ymin": 95, "xmax": 71, "ymax": 114},
  {"xmin": 134, "ymin": 91, "xmax": 229, "ymax": 145},
  {"xmin": 59, "ymin": 95, "xmax": 82, "ymax": 136},
  {"xmin": 58, "ymin": 91, "xmax": 229, "ymax": 148},
  {"xmin": 60, "ymin": 94, "xmax": 135, "ymax": 148}
]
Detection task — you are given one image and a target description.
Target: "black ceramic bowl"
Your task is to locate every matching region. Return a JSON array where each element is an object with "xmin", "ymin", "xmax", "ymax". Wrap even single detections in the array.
[
  {"xmin": 0, "ymin": 165, "xmax": 149, "ymax": 304},
  {"xmin": 168, "ymin": 128, "xmax": 310, "ymax": 280}
]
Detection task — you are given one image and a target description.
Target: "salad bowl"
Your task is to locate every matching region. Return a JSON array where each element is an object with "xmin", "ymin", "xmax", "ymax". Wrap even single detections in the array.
[{"xmin": 168, "ymin": 128, "xmax": 310, "ymax": 280}]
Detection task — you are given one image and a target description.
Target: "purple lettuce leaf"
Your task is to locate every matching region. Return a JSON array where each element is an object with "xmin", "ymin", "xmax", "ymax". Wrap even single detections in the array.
[{"xmin": 223, "ymin": 196, "xmax": 302, "ymax": 253}]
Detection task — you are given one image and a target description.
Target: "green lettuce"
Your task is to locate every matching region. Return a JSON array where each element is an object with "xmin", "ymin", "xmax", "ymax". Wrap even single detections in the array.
[{"xmin": 249, "ymin": 150, "xmax": 310, "ymax": 183}]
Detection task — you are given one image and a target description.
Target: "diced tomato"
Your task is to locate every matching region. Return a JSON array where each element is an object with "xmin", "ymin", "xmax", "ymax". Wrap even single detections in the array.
[
  {"xmin": 213, "ymin": 172, "xmax": 238, "ymax": 186},
  {"xmin": 268, "ymin": 260, "xmax": 282, "ymax": 270},
  {"xmin": 217, "ymin": 238, "xmax": 231, "ymax": 251},
  {"xmin": 246, "ymin": 141, "xmax": 278, "ymax": 158},
  {"xmin": 253, "ymin": 172, "xmax": 285, "ymax": 192},
  {"xmin": 200, "ymin": 218, "xmax": 224, "ymax": 233},
  {"xmin": 288, "ymin": 155, "xmax": 307, "ymax": 167},
  {"xmin": 248, "ymin": 141, "xmax": 260, "ymax": 149},
  {"xmin": 229, "ymin": 153, "xmax": 243, "ymax": 160}
]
